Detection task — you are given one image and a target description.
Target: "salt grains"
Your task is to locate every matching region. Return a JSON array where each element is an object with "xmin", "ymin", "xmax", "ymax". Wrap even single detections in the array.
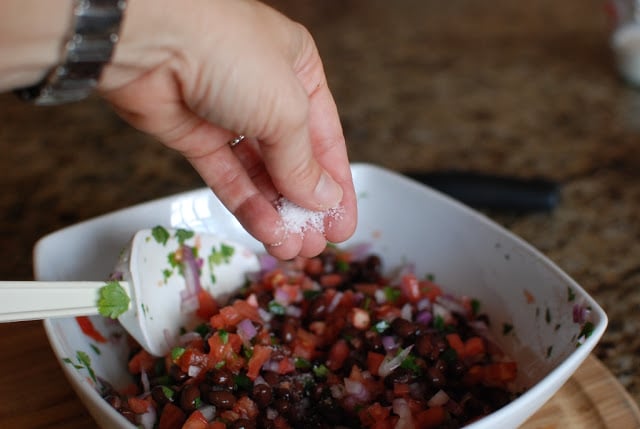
[{"xmin": 275, "ymin": 197, "xmax": 343, "ymax": 235}]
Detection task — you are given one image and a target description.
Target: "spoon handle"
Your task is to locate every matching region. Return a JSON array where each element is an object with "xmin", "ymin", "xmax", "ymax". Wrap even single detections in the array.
[{"xmin": 0, "ymin": 281, "xmax": 129, "ymax": 322}]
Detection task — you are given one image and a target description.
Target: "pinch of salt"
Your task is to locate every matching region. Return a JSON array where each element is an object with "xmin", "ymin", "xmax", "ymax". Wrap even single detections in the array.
[{"xmin": 276, "ymin": 197, "xmax": 343, "ymax": 234}]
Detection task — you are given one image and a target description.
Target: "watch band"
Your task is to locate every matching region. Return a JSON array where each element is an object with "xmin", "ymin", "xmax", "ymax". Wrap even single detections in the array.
[{"xmin": 14, "ymin": 0, "xmax": 128, "ymax": 106}]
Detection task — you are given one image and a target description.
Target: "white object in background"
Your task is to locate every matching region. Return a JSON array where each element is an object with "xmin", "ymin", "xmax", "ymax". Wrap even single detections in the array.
[
  {"xmin": 1, "ymin": 228, "xmax": 259, "ymax": 357},
  {"xmin": 610, "ymin": 0, "xmax": 640, "ymax": 86}
]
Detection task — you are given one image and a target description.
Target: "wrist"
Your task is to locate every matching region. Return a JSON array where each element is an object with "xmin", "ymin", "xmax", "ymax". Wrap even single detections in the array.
[{"xmin": 0, "ymin": 0, "xmax": 74, "ymax": 91}]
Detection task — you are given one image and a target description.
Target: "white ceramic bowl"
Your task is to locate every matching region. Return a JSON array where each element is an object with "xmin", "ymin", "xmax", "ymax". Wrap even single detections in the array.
[{"xmin": 36, "ymin": 163, "xmax": 606, "ymax": 429}]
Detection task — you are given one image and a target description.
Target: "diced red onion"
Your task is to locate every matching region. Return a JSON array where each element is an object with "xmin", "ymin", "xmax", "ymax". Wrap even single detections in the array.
[
  {"xmin": 330, "ymin": 383, "xmax": 345, "ymax": 399},
  {"xmin": 285, "ymin": 305, "xmax": 303, "ymax": 318},
  {"xmin": 178, "ymin": 332, "xmax": 203, "ymax": 345},
  {"xmin": 344, "ymin": 378, "xmax": 367, "ymax": 401},
  {"xmin": 382, "ymin": 335, "xmax": 397, "ymax": 352},
  {"xmin": 188, "ymin": 365, "xmax": 202, "ymax": 377},
  {"xmin": 374, "ymin": 289, "xmax": 387, "ymax": 304},
  {"xmin": 262, "ymin": 360, "xmax": 280, "ymax": 373},
  {"xmin": 140, "ymin": 369, "xmax": 151, "ymax": 395},
  {"xmin": 417, "ymin": 298, "xmax": 431, "ymax": 311},
  {"xmin": 573, "ymin": 303, "xmax": 591, "ymax": 324},
  {"xmin": 432, "ymin": 302, "xmax": 453, "ymax": 324},
  {"xmin": 237, "ymin": 318, "xmax": 258, "ymax": 343},
  {"xmin": 259, "ymin": 254, "xmax": 278, "ymax": 272},
  {"xmin": 401, "ymin": 303, "xmax": 413, "ymax": 321},
  {"xmin": 266, "ymin": 408, "xmax": 278, "ymax": 420},
  {"xmin": 198, "ymin": 404, "xmax": 216, "ymax": 421},
  {"xmin": 274, "ymin": 288, "xmax": 291, "ymax": 305},
  {"xmin": 378, "ymin": 345, "xmax": 414, "ymax": 378},
  {"xmin": 137, "ymin": 406, "xmax": 156, "ymax": 429},
  {"xmin": 180, "ymin": 245, "xmax": 203, "ymax": 312},
  {"xmin": 328, "ymin": 291, "xmax": 343, "ymax": 313},
  {"xmin": 163, "ymin": 328, "xmax": 177, "ymax": 351},
  {"xmin": 416, "ymin": 310, "xmax": 433, "ymax": 326},
  {"xmin": 427, "ymin": 389, "xmax": 450, "ymax": 407},
  {"xmin": 435, "ymin": 295, "xmax": 468, "ymax": 316},
  {"xmin": 392, "ymin": 398, "xmax": 416, "ymax": 429},
  {"xmin": 258, "ymin": 308, "xmax": 273, "ymax": 322}
]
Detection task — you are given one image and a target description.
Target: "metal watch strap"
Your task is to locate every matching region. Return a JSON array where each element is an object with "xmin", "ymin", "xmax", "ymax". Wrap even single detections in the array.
[{"xmin": 14, "ymin": 0, "xmax": 127, "ymax": 106}]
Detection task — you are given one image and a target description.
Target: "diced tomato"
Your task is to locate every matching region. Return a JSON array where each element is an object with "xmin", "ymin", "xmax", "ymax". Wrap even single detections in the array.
[
  {"xmin": 247, "ymin": 345, "xmax": 272, "ymax": 380},
  {"xmin": 277, "ymin": 357, "xmax": 296, "ymax": 375},
  {"xmin": 119, "ymin": 383, "xmax": 139, "ymax": 396},
  {"xmin": 400, "ymin": 274, "xmax": 422, "ymax": 302},
  {"xmin": 75, "ymin": 316, "xmax": 108, "ymax": 343},
  {"xmin": 320, "ymin": 273, "xmax": 343, "ymax": 288},
  {"xmin": 128, "ymin": 349, "xmax": 157, "ymax": 374},
  {"xmin": 196, "ymin": 290, "xmax": 219, "ymax": 320},
  {"xmin": 233, "ymin": 395, "xmax": 259, "ymax": 420},
  {"xmin": 208, "ymin": 422, "xmax": 226, "ymax": 429},
  {"xmin": 326, "ymin": 338, "xmax": 350, "ymax": 371},
  {"xmin": 358, "ymin": 402, "xmax": 391, "ymax": 427},
  {"xmin": 445, "ymin": 333, "xmax": 465, "ymax": 358},
  {"xmin": 181, "ymin": 410, "xmax": 208, "ymax": 429},
  {"xmin": 415, "ymin": 406, "xmax": 446, "ymax": 429},
  {"xmin": 463, "ymin": 336, "xmax": 486, "ymax": 358},
  {"xmin": 206, "ymin": 332, "xmax": 245, "ymax": 372},
  {"xmin": 210, "ymin": 300, "xmax": 261, "ymax": 329},
  {"xmin": 158, "ymin": 403, "xmax": 187, "ymax": 429},
  {"xmin": 419, "ymin": 280, "xmax": 443, "ymax": 302},
  {"xmin": 127, "ymin": 396, "xmax": 151, "ymax": 414},
  {"xmin": 367, "ymin": 351, "xmax": 385, "ymax": 376},
  {"xmin": 393, "ymin": 382, "xmax": 411, "ymax": 396},
  {"xmin": 291, "ymin": 328, "xmax": 318, "ymax": 360},
  {"xmin": 304, "ymin": 257, "xmax": 324, "ymax": 276},
  {"xmin": 175, "ymin": 347, "xmax": 208, "ymax": 373},
  {"xmin": 483, "ymin": 361, "xmax": 518, "ymax": 386}
]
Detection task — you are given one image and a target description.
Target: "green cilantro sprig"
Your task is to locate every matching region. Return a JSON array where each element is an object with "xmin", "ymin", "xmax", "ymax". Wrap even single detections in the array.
[{"xmin": 97, "ymin": 281, "xmax": 130, "ymax": 319}]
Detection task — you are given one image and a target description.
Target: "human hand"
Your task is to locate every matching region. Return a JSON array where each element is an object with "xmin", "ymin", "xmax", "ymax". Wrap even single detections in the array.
[{"xmin": 98, "ymin": 0, "xmax": 357, "ymax": 259}]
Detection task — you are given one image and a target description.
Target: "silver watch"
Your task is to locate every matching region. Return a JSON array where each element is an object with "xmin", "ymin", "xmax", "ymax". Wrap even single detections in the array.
[{"xmin": 15, "ymin": 0, "xmax": 127, "ymax": 106}]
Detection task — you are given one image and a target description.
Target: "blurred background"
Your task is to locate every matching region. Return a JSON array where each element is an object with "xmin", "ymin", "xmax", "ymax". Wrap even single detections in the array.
[{"xmin": 1, "ymin": 0, "xmax": 640, "ymax": 424}]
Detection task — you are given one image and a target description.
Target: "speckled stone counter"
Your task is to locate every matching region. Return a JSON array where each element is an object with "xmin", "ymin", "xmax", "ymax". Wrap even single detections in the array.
[{"xmin": 2, "ymin": 0, "xmax": 640, "ymax": 413}]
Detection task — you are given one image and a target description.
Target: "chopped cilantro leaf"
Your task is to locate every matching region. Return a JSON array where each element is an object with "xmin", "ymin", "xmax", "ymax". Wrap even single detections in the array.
[
  {"xmin": 97, "ymin": 281, "xmax": 130, "ymax": 319},
  {"xmin": 336, "ymin": 259, "xmax": 350, "ymax": 273},
  {"xmin": 373, "ymin": 320, "xmax": 390, "ymax": 333},
  {"xmin": 268, "ymin": 301, "xmax": 286, "ymax": 315},
  {"xmin": 579, "ymin": 321, "xmax": 595, "ymax": 339},
  {"xmin": 567, "ymin": 287, "xmax": 576, "ymax": 302},
  {"xmin": 433, "ymin": 315, "xmax": 445, "ymax": 331},
  {"xmin": 295, "ymin": 357, "xmax": 311, "ymax": 369},
  {"xmin": 175, "ymin": 229, "xmax": 194, "ymax": 245},
  {"xmin": 545, "ymin": 308, "xmax": 552, "ymax": 324},
  {"xmin": 161, "ymin": 386, "xmax": 175, "ymax": 400},
  {"xmin": 76, "ymin": 351, "xmax": 96, "ymax": 383},
  {"xmin": 383, "ymin": 286, "xmax": 401, "ymax": 303},
  {"xmin": 234, "ymin": 373, "xmax": 252, "ymax": 391},
  {"xmin": 194, "ymin": 323, "xmax": 211, "ymax": 337},
  {"xmin": 546, "ymin": 345, "xmax": 553, "ymax": 358},
  {"xmin": 218, "ymin": 329, "xmax": 229, "ymax": 344},
  {"xmin": 400, "ymin": 354, "xmax": 421, "ymax": 374},
  {"xmin": 171, "ymin": 347, "xmax": 185, "ymax": 361},
  {"xmin": 313, "ymin": 364, "xmax": 329, "ymax": 378},
  {"xmin": 303, "ymin": 289, "xmax": 322, "ymax": 300},
  {"xmin": 215, "ymin": 360, "xmax": 226, "ymax": 369},
  {"xmin": 151, "ymin": 225, "xmax": 170, "ymax": 245}
]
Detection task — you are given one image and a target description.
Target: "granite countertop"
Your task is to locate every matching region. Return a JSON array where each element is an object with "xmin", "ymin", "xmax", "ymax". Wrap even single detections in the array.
[{"xmin": 1, "ymin": 0, "xmax": 640, "ymax": 414}]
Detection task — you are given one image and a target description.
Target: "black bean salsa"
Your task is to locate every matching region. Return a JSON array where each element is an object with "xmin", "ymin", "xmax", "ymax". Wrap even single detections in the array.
[{"xmin": 103, "ymin": 245, "xmax": 521, "ymax": 429}]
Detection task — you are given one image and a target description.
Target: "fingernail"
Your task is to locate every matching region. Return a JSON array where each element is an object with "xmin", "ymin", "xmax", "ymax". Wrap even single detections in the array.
[{"xmin": 314, "ymin": 171, "xmax": 343, "ymax": 209}]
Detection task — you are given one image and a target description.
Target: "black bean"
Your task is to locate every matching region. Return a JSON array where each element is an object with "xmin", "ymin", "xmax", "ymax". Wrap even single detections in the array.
[
  {"xmin": 168, "ymin": 364, "xmax": 188, "ymax": 383},
  {"xmin": 151, "ymin": 385, "xmax": 175, "ymax": 405},
  {"xmin": 274, "ymin": 398, "xmax": 291, "ymax": 415},
  {"xmin": 261, "ymin": 370, "xmax": 280, "ymax": 387},
  {"xmin": 104, "ymin": 395, "xmax": 122, "ymax": 409},
  {"xmin": 364, "ymin": 330, "xmax": 384, "ymax": 353},
  {"xmin": 428, "ymin": 366, "xmax": 446, "ymax": 388},
  {"xmin": 391, "ymin": 318, "xmax": 417, "ymax": 338},
  {"xmin": 415, "ymin": 334, "xmax": 433, "ymax": 357},
  {"xmin": 208, "ymin": 368, "xmax": 235, "ymax": 390},
  {"xmin": 228, "ymin": 418, "xmax": 256, "ymax": 429},
  {"xmin": 384, "ymin": 367, "xmax": 414, "ymax": 387},
  {"xmin": 179, "ymin": 384, "xmax": 201, "ymax": 412},
  {"xmin": 251, "ymin": 383, "xmax": 272, "ymax": 408},
  {"xmin": 207, "ymin": 389, "xmax": 236, "ymax": 410}
]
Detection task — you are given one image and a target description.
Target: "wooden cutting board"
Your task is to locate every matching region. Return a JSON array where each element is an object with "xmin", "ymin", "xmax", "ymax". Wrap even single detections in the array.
[{"xmin": 522, "ymin": 355, "xmax": 640, "ymax": 428}]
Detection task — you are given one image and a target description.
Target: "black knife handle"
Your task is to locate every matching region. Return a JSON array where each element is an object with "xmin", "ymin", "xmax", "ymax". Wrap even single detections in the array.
[{"xmin": 403, "ymin": 171, "xmax": 560, "ymax": 212}]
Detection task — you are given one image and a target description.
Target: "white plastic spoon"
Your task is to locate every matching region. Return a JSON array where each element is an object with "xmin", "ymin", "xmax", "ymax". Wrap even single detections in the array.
[{"xmin": 0, "ymin": 227, "xmax": 260, "ymax": 356}]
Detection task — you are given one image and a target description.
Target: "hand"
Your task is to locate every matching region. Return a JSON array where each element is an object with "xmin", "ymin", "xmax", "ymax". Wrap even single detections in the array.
[{"xmin": 98, "ymin": 0, "xmax": 357, "ymax": 259}]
